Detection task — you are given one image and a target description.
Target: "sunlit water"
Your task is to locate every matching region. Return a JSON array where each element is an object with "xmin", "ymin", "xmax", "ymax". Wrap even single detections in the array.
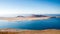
[{"xmin": 0, "ymin": 18, "xmax": 60, "ymax": 30}]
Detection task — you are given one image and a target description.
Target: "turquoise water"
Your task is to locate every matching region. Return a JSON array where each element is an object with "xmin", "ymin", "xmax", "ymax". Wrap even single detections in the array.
[{"xmin": 0, "ymin": 18, "xmax": 60, "ymax": 30}]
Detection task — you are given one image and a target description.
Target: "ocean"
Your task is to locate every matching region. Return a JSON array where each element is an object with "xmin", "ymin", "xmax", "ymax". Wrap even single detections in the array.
[{"xmin": 0, "ymin": 18, "xmax": 60, "ymax": 30}]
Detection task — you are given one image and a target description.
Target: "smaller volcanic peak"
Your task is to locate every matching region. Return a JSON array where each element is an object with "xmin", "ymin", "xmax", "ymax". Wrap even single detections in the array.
[
  {"xmin": 17, "ymin": 16, "xmax": 24, "ymax": 17},
  {"xmin": 31, "ymin": 14, "xmax": 48, "ymax": 17}
]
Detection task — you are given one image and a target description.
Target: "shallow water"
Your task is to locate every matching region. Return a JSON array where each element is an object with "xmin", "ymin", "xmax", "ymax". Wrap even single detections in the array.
[{"xmin": 0, "ymin": 18, "xmax": 60, "ymax": 30}]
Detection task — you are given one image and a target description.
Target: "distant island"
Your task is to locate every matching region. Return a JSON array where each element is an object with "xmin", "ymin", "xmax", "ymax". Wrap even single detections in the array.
[{"xmin": 0, "ymin": 14, "xmax": 60, "ymax": 21}]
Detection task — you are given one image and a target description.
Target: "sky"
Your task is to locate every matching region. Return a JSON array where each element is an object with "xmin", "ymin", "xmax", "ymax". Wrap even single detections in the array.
[{"xmin": 0, "ymin": 0, "xmax": 60, "ymax": 17}]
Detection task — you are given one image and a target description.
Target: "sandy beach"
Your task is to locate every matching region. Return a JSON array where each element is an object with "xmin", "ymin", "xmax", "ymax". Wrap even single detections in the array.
[
  {"xmin": 0, "ymin": 29, "xmax": 60, "ymax": 34},
  {"xmin": 0, "ymin": 17, "xmax": 50, "ymax": 21}
]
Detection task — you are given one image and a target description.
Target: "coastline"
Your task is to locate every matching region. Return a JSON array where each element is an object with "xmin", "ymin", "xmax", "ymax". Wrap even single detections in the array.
[{"xmin": 0, "ymin": 29, "xmax": 60, "ymax": 34}]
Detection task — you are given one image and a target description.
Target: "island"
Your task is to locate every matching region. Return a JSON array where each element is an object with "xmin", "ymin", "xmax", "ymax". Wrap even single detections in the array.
[
  {"xmin": 0, "ymin": 15, "xmax": 51, "ymax": 21},
  {"xmin": 0, "ymin": 14, "xmax": 60, "ymax": 21}
]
